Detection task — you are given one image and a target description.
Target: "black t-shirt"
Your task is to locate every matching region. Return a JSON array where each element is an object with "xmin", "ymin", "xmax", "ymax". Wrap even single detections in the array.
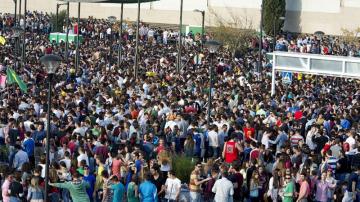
[
  {"xmin": 336, "ymin": 157, "xmax": 349, "ymax": 173},
  {"xmin": 229, "ymin": 173, "xmax": 244, "ymax": 200},
  {"xmin": 9, "ymin": 181, "xmax": 23, "ymax": 197},
  {"xmin": 348, "ymin": 172, "xmax": 360, "ymax": 192},
  {"xmin": 8, "ymin": 128, "xmax": 19, "ymax": 146},
  {"xmin": 151, "ymin": 175, "xmax": 165, "ymax": 197}
]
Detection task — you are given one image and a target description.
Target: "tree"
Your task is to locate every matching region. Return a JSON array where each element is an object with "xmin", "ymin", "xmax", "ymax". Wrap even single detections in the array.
[
  {"xmin": 208, "ymin": 7, "xmax": 256, "ymax": 56},
  {"xmin": 263, "ymin": 0, "xmax": 286, "ymax": 36},
  {"xmin": 49, "ymin": 10, "xmax": 67, "ymax": 33},
  {"xmin": 341, "ymin": 27, "xmax": 360, "ymax": 44}
]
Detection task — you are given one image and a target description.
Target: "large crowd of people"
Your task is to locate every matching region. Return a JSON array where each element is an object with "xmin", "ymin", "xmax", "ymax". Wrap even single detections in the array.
[{"xmin": 0, "ymin": 10, "xmax": 359, "ymax": 202}]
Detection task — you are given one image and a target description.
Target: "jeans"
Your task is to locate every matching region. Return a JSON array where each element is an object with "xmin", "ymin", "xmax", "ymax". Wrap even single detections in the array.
[
  {"xmin": 49, "ymin": 192, "xmax": 60, "ymax": 202},
  {"xmin": 61, "ymin": 188, "xmax": 71, "ymax": 202},
  {"xmin": 190, "ymin": 191, "xmax": 201, "ymax": 202},
  {"xmin": 210, "ymin": 146, "xmax": 219, "ymax": 158},
  {"xmin": 9, "ymin": 197, "xmax": 21, "ymax": 202}
]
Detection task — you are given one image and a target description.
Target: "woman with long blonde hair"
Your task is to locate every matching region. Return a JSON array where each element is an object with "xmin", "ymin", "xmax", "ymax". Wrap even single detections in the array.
[{"xmin": 27, "ymin": 177, "xmax": 44, "ymax": 202}]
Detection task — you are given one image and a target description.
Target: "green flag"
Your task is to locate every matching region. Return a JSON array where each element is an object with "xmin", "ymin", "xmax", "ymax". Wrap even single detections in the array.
[{"xmin": 6, "ymin": 68, "xmax": 27, "ymax": 93}]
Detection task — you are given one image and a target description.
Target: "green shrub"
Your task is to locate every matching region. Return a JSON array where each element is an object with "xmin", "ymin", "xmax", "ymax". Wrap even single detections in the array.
[{"xmin": 172, "ymin": 155, "xmax": 195, "ymax": 184}]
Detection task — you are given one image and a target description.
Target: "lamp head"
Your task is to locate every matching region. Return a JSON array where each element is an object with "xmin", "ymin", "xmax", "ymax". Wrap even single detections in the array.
[
  {"xmin": 205, "ymin": 40, "xmax": 221, "ymax": 54},
  {"xmin": 40, "ymin": 54, "xmax": 62, "ymax": 75},
  {"xmin": 279, "ymin": 16, "xmax": 285, "ymax": 20},
  {"xmin": 193, "ymin": 9, "xmax": 204, "ymax": 14}
]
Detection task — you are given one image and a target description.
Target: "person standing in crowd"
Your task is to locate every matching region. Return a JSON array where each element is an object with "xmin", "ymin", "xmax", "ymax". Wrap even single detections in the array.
[
  {"xmin": 8, "ymin": 171, "xmax": 24, "ymax": 202},
  {"xmin": 283, "ymin": 173, "xmax": 294, "ymax": 202},
  {"xmin": 212, "ymin": 170, "xmax": 234, "ymax": 202},
  {"xmin": 109, "ymin": 175, "xmax": 125, "ymax": 202},
  {"xmin": 22, "ymin": 131, "xmax": 35, "ymax": 168},
  {"xmin": 12, "ymin": 144, "xmax": 29, "ymax": 171},
  {"xmin": 127, "ymin": 175, "xmax": 140, "ymax": 202},
  {"xmin": 139, "ymin": 172, "xmax": 157, "ymax": 202},
  {"xmin": 49, "ymin": 172, "xmax": 90, "ymax": 202},
  {"xmin": 222, "ymin": 133, "xmax": 241, "ymax": 164},
  {"xmin": 164, "ymin": 170, "xmax": 181, "ymax": 202},
  {"xmin": 27, "ymin": 177, "xmax": 44, "ymax": 202},
  {"xmin": 297, "ymin": 172, "xmax": 310, "ymax": 202},
  {"xmin": 315, "ymin": 171, "xmax": 336, "ymax": 202},
  {"xmin": 83, "ymin": 165, "xmax": 96, "ymax": 202},
  {"xmin": 189, "ymin": 162, "xmax": 211, "ymax": 202}
]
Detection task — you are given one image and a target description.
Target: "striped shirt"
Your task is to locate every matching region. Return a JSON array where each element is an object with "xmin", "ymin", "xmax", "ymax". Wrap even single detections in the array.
[
  {"xmin": 326, "ymin": 156, "xmax": 338, "ymax": 172},
  {"xmin": 290, "ymin": 134, "xmax": 304, "ymax": 147}
]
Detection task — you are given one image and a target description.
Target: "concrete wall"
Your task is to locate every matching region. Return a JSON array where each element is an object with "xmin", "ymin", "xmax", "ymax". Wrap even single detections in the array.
[{"xmin": 1, "ymin": 0, "xmax": 360, "ymax": 35}]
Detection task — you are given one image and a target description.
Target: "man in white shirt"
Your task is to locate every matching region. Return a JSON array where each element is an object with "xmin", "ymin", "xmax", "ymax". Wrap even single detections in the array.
[
  {"xmin": 346, "ymin": 131, "xmax": 356, "ymax": 151},
  {"xmin": 165, "ymin": 170, "xmax": 181, "ymax": 201},
  {"xmin": 212, "ymin": 170, "xmax": 234, "ymax": 202},
  {"xmin": 208, "ymin": 125, "xmax": 219, "ymax": 158},
  {"xmin": 77, "ymin": 147, "xmax": 89, "ymax": 167}
]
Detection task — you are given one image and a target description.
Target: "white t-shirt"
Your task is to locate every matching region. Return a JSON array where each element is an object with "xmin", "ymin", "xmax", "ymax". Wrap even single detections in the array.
[
  {"xmin": 165, "ymin": 177, "xmax": 181, "ymax": 200},
  {"xmin": 346, "ymin": 136, "xmax": 356, "ymax": 150},
  {"xmin": 77, "ymin": 153, "xmax": 89, "ymax": 166},
  {"xmin": 208, "ymin": 130, "xmax": 219, "ymax": 147},
  {"xmin": 212, "ymin": 177, "xmax": 234, "ymax": 202}
]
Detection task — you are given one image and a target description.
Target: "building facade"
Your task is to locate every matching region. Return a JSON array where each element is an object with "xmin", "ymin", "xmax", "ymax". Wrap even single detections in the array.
[{"xmin": 1, "ymin": 0, "xmax": 360, "ymax": 35}]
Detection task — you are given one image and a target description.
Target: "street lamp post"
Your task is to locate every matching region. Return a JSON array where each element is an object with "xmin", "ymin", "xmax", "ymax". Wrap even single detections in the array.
[
  {"xmin": 177, "ymin": 0, "xmax": 183, "ymax": 73},
  {"xmin": 108, "ymin": 16, "xmax": 117, "ymax": 66},
  {"xmin": 12, "ymin": 26, "xmax": 22, "ymax": 59},
  {"xmin": 65, "ymin": 2, "xmax": 70, "ymax": 63},
  {"xmin": 134, "ymin": 0, "xmax": 141, "ymax": 80},
  {"xmin": 75, "ymin": 3, "xmax": 81, "ymax": 73},
  {"xmin": 258, "ymin": 0, "xmax": 264, "ymax": 73},
  {"xmin": 56, "ymin": 3, "xmax": 68, "ymax": 32},
  {"xmin": 117, "ymin": 3, "xmax": 124, "ymax": 67},
  {"xmin": 204, "ymin": 40, "xmax": 221, "ymax": 124},
  {"xmin": 13, "ymin": 0, "xmax": 17, "ymax": 26},
  {"xmin": 40, "ymin": 54, "xmax": 62, "ymax": 202},
  {"xmin": 19, "ymin": 0, "xmax": 22, "ymax": 26},
  {"xmin": 22, "ymin": 0, "xmax": 27, "ymax": 66},
  {"xmin": 194, "ymin": 9, "xmax": 205, "ymax": 50},
  {"xmin": 273, "ymin": 16, "xmax": 285, "ymax": 51}
]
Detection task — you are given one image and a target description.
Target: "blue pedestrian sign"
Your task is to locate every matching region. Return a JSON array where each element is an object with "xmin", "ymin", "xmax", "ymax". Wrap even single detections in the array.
[{"xmin": 281, "ymin": 72, "xmax": 292, "ymax": 84}]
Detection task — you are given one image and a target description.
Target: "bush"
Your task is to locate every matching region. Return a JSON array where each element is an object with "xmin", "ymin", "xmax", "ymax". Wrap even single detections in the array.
[
  {"xmin": 50, "ymin": 10, "xmax": 67, "ymax": 33},
  {"xmin": 172, "ymin": 155, "xmax": 195, "ymax": 184},
  {"xmin": 208, "ymin": 7, "xmax": 256, "ymax": 56}
]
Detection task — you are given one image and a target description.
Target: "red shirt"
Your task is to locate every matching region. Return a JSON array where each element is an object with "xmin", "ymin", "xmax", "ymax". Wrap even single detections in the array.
[
  {"xmin": 224, "ymin": 141, "xmax": 238, "ymax": 163},
  {"xmin": 250, "ymin": 149, "xmax": 260, "ymax": 161},
  {"xmin": 243, "ymin": 127, "xmax": 255, "ymax": 141},
  {"xmin": 294, "ymin": 110, "xmax": 303, "ymax": 120}
]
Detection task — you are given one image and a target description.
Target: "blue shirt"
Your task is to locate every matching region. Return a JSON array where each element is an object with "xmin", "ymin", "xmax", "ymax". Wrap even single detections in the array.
[
  {"xmin": 110, "ymin": 182, "xmax": 125, "ymax": 202},
  {"xmin": 23, "ymin": 138, "xmax": 35, "ymax": 156},
  {"xmin": 139, "ymin": 180, "xmax": 157, "ymax": 202},
  {"xmin": 269, "ymin": 132, "xmax": 288, "ymax": 151},
  {"xmin": 340, "ymin": 119, "xmax": 351, "ymax": 130},
  {"xmin": 83, "ymin": 174, "xmax": 96, "ymax": 200},
  {"xmin": 135, "ymin": 159, "xmax": 142, "ymax": 176},
  {"xmin": 33, "ymin": 130, "xmax": 46, "ymax": 144}
]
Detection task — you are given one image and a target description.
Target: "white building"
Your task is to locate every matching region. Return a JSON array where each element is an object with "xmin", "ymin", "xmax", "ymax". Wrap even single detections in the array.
[{"xmin": 2, "ymin": 0, "xmax": 360, "ymax": 35}]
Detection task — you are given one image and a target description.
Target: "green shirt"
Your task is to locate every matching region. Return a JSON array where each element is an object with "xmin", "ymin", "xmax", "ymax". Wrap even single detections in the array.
[
  {"xmin": 283, "ymin": 181, "xmax": 294, "ymax": 202},
  {"xmin": 53, "ymin": 181, "xmax": 90, "ymax": 202},
  {"xmin": 127, "ymin": 182, "xmax": 139, "ymax": 202}
]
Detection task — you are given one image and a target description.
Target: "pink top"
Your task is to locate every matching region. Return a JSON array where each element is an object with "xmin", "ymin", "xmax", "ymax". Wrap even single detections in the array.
[
  {"xmin": 315, "ymin": 180, "xmax": 335, "ymax": 202},
  {"xmin": 299, "ymin": 180, "xmax": 310, "ymax": 199},
  {"xmin": 2, "ymin": 179, "xmax": 10, "ymax": 202},
  {"xmin": 111, "ymin": 158, "xmax": 122, "ymax": 177}
]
